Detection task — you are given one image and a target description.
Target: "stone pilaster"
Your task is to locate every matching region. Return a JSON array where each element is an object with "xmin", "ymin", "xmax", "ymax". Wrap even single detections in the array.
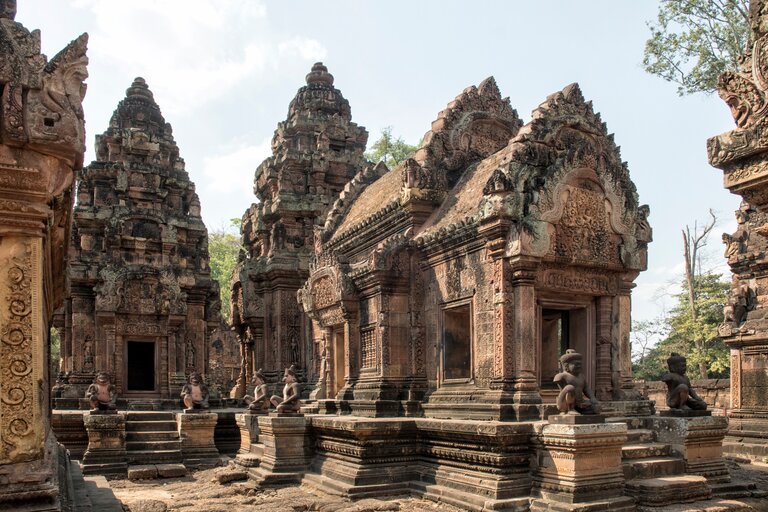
[
  {"xmin": 650, "ymin": 415, "xmax": 730, "ymax": 483},
  {"xmin": 177, "ymin": 412, "xmax": 219, "ymax": 468},
  {"xmin": 510, "ymin": 257, "xmax": 542, "ymax": 419},
  {"xmin": 82, "ymin": 413, "xmax": 127, "ymax": 477},
  {"xmin": 532, "ymin": 422, "xmax": 635, "ymax": 511}
]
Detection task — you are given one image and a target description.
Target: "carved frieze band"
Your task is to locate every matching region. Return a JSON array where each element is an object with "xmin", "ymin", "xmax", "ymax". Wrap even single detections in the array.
[
  {"xmin": 536, "ymin": 265, "xmax": 618, "ymax": 295},
  {"xmin": 0, "ymin": 240, "xmax": 42, "ymax": 464}
]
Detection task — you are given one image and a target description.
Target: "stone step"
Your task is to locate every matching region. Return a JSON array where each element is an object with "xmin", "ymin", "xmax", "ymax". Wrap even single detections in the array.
[
  {"xmin": 126, "ymin": 439, "xmax": 181, "ymax": 451},
  {"xmin": 127, "ymin": 449, "xmax": 183, "ymax": 465},
  {"xmin": 126, "ymin": 420, "xmax": 177, "ymax": 432},
  {"xmin": 627, "ymin": 428, "xmax": 656, "ymax": 443},
  {"xmin": 709, "ymin": 481, "xmax": 758, "ymax": 499},
  {"xmin": 70, "ymin": 459, "xmax": 93, "ymax": 511},
  {"xmin": 126, "ymin": 412, "xmax": 177, "ymax": 422},
  {"xmin": 81, "ymin": 475, "xmax": 123, "ymax": 512},
  {"xmin": 637, "ymin": 498, "xmax": 754, "ymax": 511},
  {"xmin": 625, "ymin": 475, "xmax": 711, "ymax": 506},
  {"xmin": 622, "ymin": 443, "xmax": 671, "ymax": 459},
  {"xmin": 623, "ymin": 457, "xmax": 686, "ymax": 480},
  {"xmin": 127, "ymin": 430, "xmax": 180, "ymax": 441}
]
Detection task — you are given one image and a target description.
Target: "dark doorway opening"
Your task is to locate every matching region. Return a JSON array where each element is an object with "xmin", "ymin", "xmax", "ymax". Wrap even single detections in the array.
[
  {"xmin": 541, "ymin": 309, "xmax": 570, "ymax": 388},
  {"xmin": 127, "ymin": 341, "xmax": 155, "ymax": 391}
]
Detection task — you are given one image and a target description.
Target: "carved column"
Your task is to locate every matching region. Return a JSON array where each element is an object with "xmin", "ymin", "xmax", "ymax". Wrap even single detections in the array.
[
  {"xmin": 594, "ymin": 296, "xmax": 613, "ymax": 401},
  {"xmin": 0, "ymin": 10, "xmax": 87, "ymax": 509},
  {"xmin": 615, "ymin": 281, "xmax": 640, "ymax": 399},
  {"xmin": 509, "ymin": 257, "xmax": 542, "ymax": 418}
]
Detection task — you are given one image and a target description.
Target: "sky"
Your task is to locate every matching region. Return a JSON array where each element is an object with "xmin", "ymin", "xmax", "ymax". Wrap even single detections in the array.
[{"xmin": 24, "ymin": 0, "xmax": 742, "ymax": 324}]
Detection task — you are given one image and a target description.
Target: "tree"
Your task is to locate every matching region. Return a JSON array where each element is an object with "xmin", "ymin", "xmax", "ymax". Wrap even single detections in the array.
[
  {"xmin": 632, "ymin": 275, "xmax": 730, "ymax": 381},
  {"xmin": 631, "ymin": 317, "xmax": 669, "ymax": 379},
  {"xmin": 50, "ymin": 327, "xmax": 60, "ymax": 378},
  {"xmin": 209, "ymin": 219, "xmax": 242, "ymax": 324},
  {"xmin": 643, "ymin": 0, "xmax": 749, "ymax": 95},
  {"xmin": 682, "ymin": 210, "xmax": 716, "ymax": 378},
  {"xmin": 365, "ymin": 126, "xmax": 418, "ymax": 168}
]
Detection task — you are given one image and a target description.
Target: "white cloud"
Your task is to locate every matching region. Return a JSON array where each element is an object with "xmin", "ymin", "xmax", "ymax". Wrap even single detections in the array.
[
  {"xmin": 76, "ymin": 0, "xmax": 324, "ymax": 115},
  {"xmin": 278, "ymin": 37, "xmax": 327, "ymax": 61},
  {"xmin": 201, "ymin": 139, "xmax": 272, "ymax": 195}
]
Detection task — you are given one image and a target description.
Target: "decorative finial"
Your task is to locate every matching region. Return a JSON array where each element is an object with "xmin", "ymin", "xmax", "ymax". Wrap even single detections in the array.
[
  {"xmin": 306, "ymin": 62, "xmax": 334, "ymax": 86},
  {"xmin": 125, "ymin": 77, "xmax": 154, "ymax": 101},
  {"xmin": 0, "ymin": 0, "xmax": 17, "ymax": 21}
]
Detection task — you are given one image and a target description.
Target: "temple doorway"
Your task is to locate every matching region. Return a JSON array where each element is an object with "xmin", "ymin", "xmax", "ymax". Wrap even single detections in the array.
[
  {"xmin": 538, "ymin": 302, "xmax": 595, "ymax": 400},
  {"xmin": 126, "ymin": 340, "xmax": 156, "ymax": 392},
  {"xmin": 331, "ymin": 329, "xmax": 345, "ymax": 398}
]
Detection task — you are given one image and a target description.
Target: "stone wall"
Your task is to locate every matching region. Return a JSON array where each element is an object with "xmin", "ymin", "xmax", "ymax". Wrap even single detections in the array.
[{"xmin": 636, "ymin": 379, "xmax": 730, "ymax": 414}]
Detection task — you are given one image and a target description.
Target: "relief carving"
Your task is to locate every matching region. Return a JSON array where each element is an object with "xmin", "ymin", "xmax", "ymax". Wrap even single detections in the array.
[
  {"xmin": 0, "ymin": 242, "xmax": 40, "ymax": 464},
  {"xmin": 552, "ymin": 186, "xmax": 618, "ymax": 266}
]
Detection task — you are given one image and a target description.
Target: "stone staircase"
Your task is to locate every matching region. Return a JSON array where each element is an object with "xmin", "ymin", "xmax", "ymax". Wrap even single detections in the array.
[
  {"xmin": 609, "ymin": 416, "xmax": 756, "ymax": 511},
  {"xmin": 125, "ymin": 411, "xmax": 183, "ymax": 466}
]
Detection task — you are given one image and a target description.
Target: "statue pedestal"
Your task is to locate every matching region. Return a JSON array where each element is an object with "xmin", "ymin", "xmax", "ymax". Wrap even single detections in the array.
[
  {"xmin": 248, "ymin": 415, "xmax": 312, "ymax": 485},
  {"xmin": 650, "ymin": 415, "xmax": 730, "ymax": 483},
  {"xmin": 82, "ymin": 412, "xmax": 127, "ymax": 478},
  {"xmin": 234, "ymin": 412, "xmax": 266, "ymax": 468},
  {"xmin": 531, "ymin": 422, "xmax": 634, "ymax": 511},
  {"xmin": 177, "ymin": 412, "xmax": 219, "ymax": 469},
  {"xmin": 236, "ymin": 412, "xmax": 264, "ymax": 453}
]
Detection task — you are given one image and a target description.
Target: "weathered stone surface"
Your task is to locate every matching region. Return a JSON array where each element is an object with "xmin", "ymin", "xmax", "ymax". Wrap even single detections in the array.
[
  {"xmin": 249, "ymin": 415, "xmax": 312, "ymax": 485},
  {"xmin": 57, "ymin": 76, "xmax": 220, "ymax": 404},
  {"xmin": 0, "ymin": 4, "xmax": 87, "ymax": 509},
  {"xmin": 230, "ymin": 62, "xmax": 370, "ymax": 400},
  {"xmin": 177, "ymin": 412, "xmax": 219, "ymax": 467},
  {"xmin": 531, "ymin": 422, "xmax": 634, "ymax": 510},
  {"xmin": 82, "ymin": 412, "xmax": 128, "ymax": 477},
  {"xmin": 215, "ymin": 468, "xmax": 247, "ymax": 484},
  {"xmin": 155, "ymin": 463, "xmax": 186, "ymax": 478},
  {"xmin": 235, "ymin": 412, "xmax": 261, "ymax": 453},
  {"xmin": 128, "ymin": 464, "xmax": 158, "ymax": 481},
  {"xmin": 650, "ymin": 416, "xmax": 731, "ymax": 483},
  {"xmin": 709, "ymin": 0, "xmax": 768, "ymax": 463}
]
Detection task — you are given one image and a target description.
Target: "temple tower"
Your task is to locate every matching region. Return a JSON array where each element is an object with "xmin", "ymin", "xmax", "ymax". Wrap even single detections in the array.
[
  {"xmin": 59, "ymin": 78, "xmax": 220, "ymax": 403},
  {"xmin": 230, "ymin": 62, "xmax": 369, "ymax": 394},
  {"xmin": 709, "ymin": 0, "xmax": 768, "ymax": 461},
  {"xmin": 0, "ymin": 0, "xmax": 87, "ymax": 508}
]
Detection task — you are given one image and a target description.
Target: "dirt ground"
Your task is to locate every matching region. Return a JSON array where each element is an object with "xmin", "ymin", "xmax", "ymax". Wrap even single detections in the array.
[
  {"xmin": 109, "ymin": 466, "xmax": 464, "ymax": 512},
  {"xmin": 108, "ymin": 460, "xmax": 768, "ymax": 512}
]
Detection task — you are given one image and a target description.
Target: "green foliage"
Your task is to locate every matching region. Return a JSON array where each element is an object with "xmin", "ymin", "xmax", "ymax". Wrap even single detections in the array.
[
  {"xmin": 632, "ymin": 274, "xmax": 730, "ymax": 381},
  {"xmin": 365, "ymin": 126, "xmax": 418, "ymax": 168},
  {"xmin": 643, "ymin": 0, "xmax": 749, "ymax": 95},
  {"xmin": 209, "ymin": 219, "xmax": 242, "ymax": 324},
  {"xmin": 50, "ymin": 327, "xmax": 60, "ymax": 377}
]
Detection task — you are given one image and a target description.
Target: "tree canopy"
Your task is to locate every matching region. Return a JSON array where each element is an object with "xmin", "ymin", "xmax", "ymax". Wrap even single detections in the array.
[
  {"xmin": 643, "ymin": 0, "xmax": 749, "ymax": 95},
  {"xmin": 632, "ymin": 273, "xmax": 730, "ymax": 381},
  {"xmin": 208, "ymin": 219, "xmax": 242, "ymax": 324},
  {"xmin": 365, "ymin": 126, "xmax": 418, "ymax": 168}
]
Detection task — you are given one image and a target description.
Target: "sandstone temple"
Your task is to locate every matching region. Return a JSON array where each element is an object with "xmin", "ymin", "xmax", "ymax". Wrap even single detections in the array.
[
  {"xmin": 54, "ymin": 77, "xmax": 220, "ymax": 405},
  {"xmin": 2, "ymin": 0, "xmax": 768, "ymax": 510}
]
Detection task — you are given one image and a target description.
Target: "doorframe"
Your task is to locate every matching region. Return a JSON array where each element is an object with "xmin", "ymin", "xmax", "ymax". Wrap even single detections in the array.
[
  {"xmin": 123, "ymin": 338, "xmax": 160, "ymax": 397},
  {"xmin": 536, "ymin": 295, "xmax": 596, "ymax": 397}
]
